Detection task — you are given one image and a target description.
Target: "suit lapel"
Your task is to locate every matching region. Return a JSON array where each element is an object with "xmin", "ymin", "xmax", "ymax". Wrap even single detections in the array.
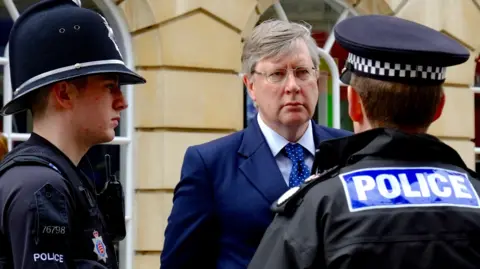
[
  {"xmin": 312, "ymin": 121, "xmax": 331, "ymax": 149},
  {"xmin": 238, "ymin": 118, "xmax": 288, "ymax": 205},
  {"xmin": 237, "ymin": 120, "xmax": 338, "ymax": 205}
]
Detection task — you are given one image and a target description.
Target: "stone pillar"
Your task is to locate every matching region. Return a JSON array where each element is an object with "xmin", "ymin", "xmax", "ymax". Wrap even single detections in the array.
[
  {"xmin": 116, "ymin": 0, "xmax": 271, "ymax": 267},
  {"xmin": 348, "ymin": 0, "xmax": 477, "ymax": 169}
]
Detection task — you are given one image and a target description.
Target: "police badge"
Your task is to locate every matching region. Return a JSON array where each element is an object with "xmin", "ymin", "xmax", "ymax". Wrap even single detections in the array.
[{"xmin": 92, "ymin": 230, "xmax": 108, "ymax": 262}]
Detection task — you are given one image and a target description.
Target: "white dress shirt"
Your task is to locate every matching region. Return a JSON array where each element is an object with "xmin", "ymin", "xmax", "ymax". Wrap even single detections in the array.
[{"xmin": 257, "ymin": 113, "xmax": 315, "ymax": 187}]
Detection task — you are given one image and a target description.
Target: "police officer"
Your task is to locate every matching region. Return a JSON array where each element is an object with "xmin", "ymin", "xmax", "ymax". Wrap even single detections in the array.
[
  {"xmin": 0, "ymin": 0, "xmax": 146, "ymax": 268},
  {"xmin": 247, "ymin": 14, "xmax": 480, "ymax": 269}
]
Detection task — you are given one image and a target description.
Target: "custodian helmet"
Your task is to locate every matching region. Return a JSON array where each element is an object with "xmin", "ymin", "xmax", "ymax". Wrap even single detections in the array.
[{"xmin": 0, "ymin": 0, "xmax": 146, "ymax": 116}]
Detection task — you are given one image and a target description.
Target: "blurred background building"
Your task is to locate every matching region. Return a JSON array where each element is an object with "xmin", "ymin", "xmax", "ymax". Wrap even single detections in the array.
[{"xmin": 0, "ymin": 0, "xmax": 478, "ymax": 268}]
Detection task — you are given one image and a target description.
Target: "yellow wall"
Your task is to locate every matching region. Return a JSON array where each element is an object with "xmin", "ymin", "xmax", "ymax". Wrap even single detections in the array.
[{"xmin": 115, "ymin": 0, "xmax": 477, "ymax": 267}]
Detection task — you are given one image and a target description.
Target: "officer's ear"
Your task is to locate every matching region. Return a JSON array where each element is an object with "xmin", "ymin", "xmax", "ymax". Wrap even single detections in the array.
[
  {"xmin": 51, "ymin": 81, "xmax": 78, "ymax": 109},
  {"xmin": 432, "ymin": 90, "xmax": 446, "ymax": 123},
  {"xmin": 347, "ymin": 86, "xmax": 364, "ymax": 123}
]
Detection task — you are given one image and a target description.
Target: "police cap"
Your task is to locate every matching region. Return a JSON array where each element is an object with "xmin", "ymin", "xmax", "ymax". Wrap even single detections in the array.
[
  {"xmin": 334, "ymin": 15, "xmax": 470, "ymax": 86},
  {"xmin": 1, "ymin": 0, "xmax": 146, "ymax": 116}
]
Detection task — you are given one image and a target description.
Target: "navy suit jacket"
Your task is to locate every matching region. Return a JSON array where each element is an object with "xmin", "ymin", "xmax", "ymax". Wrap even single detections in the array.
[{"xmin": 160, "ymin": 118, "xmax": 351, "ymax": 269}]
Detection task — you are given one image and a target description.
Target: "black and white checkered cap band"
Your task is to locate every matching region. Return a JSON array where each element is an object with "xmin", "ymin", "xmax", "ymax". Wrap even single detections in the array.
[{"xmin": 346, "ymin": 53, "xmax": 447, "ymax": 81}]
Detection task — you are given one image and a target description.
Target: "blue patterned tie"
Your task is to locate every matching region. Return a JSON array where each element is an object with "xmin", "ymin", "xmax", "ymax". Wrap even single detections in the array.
[{"xmin": 284, "ymin": 143, "xmax": 310, "ymax": 187}]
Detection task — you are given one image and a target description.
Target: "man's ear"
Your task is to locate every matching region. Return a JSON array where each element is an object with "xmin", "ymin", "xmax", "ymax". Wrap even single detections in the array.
[
  {"xmin": 347, "ymin": 86, "xmax": 364, "ymax": 123},
  {"xmin": 243, "ymin": 74, "xmax": 256, "ymax": 102},
  {"xmin": 51, "ymin": 81, "xmax": 77, "ymax": 109},
  {"xmin": 432, "ymin": 91, "xmax": 446, "ymax": 122}
]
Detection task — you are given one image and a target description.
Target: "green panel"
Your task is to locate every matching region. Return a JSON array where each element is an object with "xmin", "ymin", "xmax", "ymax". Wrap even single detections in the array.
[
  {"xmin": 319, "ymin": 57, "xmax": 355, "ymax": 131},
  {"xmin": 319, "ymin": 58, "xmax": 333, "ymax": 127}
]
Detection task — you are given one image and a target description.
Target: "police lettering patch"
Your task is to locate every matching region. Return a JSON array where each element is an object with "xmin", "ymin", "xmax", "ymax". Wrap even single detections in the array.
[{"xmin": 339, "ymin": 167, "xmax": 480, "ymax": 212}]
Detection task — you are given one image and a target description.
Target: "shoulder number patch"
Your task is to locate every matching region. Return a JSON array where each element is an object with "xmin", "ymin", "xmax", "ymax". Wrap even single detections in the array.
[{"xmin": 339, "ymin": 167, "xmax": 480, "ymax": 212}]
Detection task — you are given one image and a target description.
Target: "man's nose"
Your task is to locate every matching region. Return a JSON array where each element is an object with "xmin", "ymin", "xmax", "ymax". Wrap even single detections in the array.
[{"xmin": 284, "ymin": 71, "xmax": 300, "ymax": 93}]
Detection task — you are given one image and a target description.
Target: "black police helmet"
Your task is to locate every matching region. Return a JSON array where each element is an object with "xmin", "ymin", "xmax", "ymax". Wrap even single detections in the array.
[{"xmin": 0, "ymin": 0, "xmax": 146, "ymax": 116}]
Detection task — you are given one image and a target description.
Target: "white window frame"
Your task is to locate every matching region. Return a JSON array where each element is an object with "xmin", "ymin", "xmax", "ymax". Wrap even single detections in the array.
[{"xmin": 1, "ymin": 1, "xmax": 136, "ymax": 269}]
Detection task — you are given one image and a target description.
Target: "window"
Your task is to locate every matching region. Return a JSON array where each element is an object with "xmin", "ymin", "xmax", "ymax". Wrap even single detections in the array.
[
  {"xmin": 244, "ymin": 0, "xmax": 355, "ymax": 132},
  {"xmin": 0, "ymin": 1, "xmax": 135, "ymax": 268}
]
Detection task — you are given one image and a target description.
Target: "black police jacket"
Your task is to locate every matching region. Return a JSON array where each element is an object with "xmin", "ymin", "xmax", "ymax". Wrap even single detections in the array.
[
  {"xmin": 0, "ymin": 133, "xmax": 118, "ymax": 269},
  {"xmin": 248, "ymin": 128, "xmax": 480, "ymax": 269}
]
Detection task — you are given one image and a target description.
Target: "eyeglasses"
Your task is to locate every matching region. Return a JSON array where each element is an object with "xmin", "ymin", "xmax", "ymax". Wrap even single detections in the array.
[{"xmin": 252, "ymin": 66, "xmax": 317, "ymax": 84}]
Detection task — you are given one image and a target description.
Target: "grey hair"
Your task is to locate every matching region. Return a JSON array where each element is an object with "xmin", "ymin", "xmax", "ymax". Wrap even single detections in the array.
[{"xmin": 241, "ymin": 19, "xmax": 320, "ymax": 76}]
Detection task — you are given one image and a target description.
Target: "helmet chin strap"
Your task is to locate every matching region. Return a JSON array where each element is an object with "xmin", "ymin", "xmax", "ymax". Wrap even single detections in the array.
[{"xmin": 71, "ymin": 0, "xmax": 81, "ymax": 7}]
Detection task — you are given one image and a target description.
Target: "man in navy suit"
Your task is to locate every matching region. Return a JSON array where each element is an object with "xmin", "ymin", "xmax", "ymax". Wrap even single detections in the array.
[{"xmin": 160, "ymin": 19, "xmax": 351, "ymax": 269}]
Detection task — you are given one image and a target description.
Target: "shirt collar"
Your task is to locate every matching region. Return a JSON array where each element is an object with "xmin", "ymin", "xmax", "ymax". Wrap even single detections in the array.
[{"xmin": 257, "ymin": 113, "xmax": 316, "ymax": 157}]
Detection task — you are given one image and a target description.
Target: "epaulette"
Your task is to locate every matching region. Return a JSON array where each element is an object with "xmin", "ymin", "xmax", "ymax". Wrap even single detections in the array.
[{"xmin": 271, "ymin": 165, "xmax": 341, "ymax": 217}]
